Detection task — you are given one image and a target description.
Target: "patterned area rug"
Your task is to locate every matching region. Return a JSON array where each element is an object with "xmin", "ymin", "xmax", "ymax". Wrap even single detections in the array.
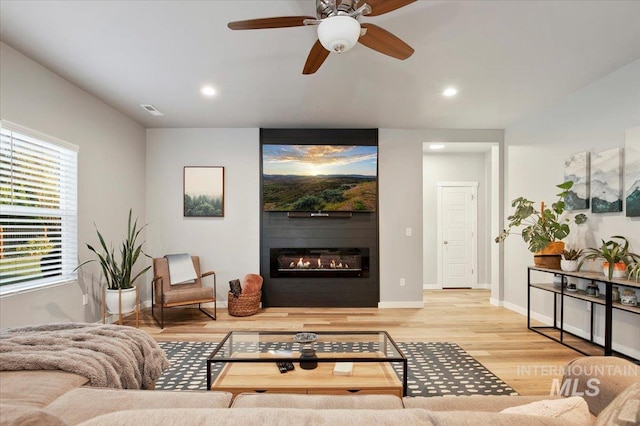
[{"xmin": 155, "ymin": 341, "xmax": 517, "ymax": 397}]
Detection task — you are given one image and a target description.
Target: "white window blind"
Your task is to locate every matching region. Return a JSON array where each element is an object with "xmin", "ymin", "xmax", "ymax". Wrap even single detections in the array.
[{"xmin": 0, "ymin": 122, "xmax": 78, "ymax": 295}]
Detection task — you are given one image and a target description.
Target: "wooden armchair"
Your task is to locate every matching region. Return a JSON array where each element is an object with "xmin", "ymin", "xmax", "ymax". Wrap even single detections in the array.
[{"xmin": 151, "ymin": 256, "xmax": 216, "ymax": 329}]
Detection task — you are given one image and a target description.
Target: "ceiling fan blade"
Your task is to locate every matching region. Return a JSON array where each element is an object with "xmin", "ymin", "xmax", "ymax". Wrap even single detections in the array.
[
  {"xmin": 366, "ymin": 0, "xmax": 416, "ymax": 16},
  {"xmin": 228, "ymin": 16, "xmax": 316, "ymax": 30},
  {"xmin": 303, "ymin": 40, "xmax": 331, "ymax": 75},
  {"xmin": 358, "ymin": 23, "xmax": 414, "ymax": 60}
]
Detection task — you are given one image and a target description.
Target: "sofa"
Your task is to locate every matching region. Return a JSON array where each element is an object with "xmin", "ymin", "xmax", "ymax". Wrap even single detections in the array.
[{"xmin": 1, "ymin": 355, "xmax": 638, "ymax": 425}]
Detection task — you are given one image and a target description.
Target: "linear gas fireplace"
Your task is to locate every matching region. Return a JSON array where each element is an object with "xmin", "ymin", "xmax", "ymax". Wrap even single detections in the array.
[
  {"xmin": 260, "ymin": 128, "xmax": 379, "ymax": 307},
  {"xmin": 270, "ymin": 248, "xmax": 369, "ymax": 278}
]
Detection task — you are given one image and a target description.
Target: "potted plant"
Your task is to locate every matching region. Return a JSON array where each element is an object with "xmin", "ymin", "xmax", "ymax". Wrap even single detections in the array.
[
  {"xmin": 628, "ymin": 260, "xmax": 640, "ymax": 282},
  {"xmin": 577, "ymin": 236, "xmax": 640, "ymax": 280},
  {"xmin": 495, "ymin": 181, "xmax": 587, "ymax": 269},
  {"xmin": 560, "ymin": 248, "xmax": 583, "ymax": 272},
  {"xmin": 76, "ymin": 209, "xmax": 151, "ymax": 316}
]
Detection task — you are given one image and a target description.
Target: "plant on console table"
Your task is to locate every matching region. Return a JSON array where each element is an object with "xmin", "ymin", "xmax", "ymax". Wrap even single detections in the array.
[
  {"xmin": 578, "ymin": 236, "xmax": 640, "ymax": 280},
  {"xmin": 627, "ymin": 261, "xmax": 640, "ymax": 282},
  {"xmin": 560, "ymin": 248, "xmax": 583, "ymax": 272},
  {"xmin": 76, "ymin": 209, "xmax": 151, "ymax": 320},
  {"xmin": 495, "ymin": 181, "xmax": 587, "ymax": 270}
]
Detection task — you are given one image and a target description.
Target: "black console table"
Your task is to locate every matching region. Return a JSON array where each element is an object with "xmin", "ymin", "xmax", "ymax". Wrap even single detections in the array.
[{"xmin": 527, "ymin": 266, "xmax": 640, "ymax": 362}]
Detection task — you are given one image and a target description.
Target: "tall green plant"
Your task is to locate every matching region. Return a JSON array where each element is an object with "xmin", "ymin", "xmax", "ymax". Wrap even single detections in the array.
[
  {"xmin": 75, "ymin": 209, "xmax": 151, "ymax": 290},
  {"xmin": 495, "ymin": 181, "xmax": 587, "ymax": 253}
]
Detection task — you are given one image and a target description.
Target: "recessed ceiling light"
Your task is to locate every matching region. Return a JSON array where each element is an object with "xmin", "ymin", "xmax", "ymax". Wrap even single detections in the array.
[
  {"xmin": 429, "ymin": 144, "xmax": 445, "ymax": 150},
  {"xmin": 442, "ymin": 87, "xmax": 458, "ymax": 97},
  {"xmin": 201, "ymin": 86, "xmax": 217, "ymax": 96}
]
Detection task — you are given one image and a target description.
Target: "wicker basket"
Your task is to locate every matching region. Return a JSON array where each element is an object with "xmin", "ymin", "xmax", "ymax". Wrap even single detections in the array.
[{"xmin": 228, "ymin": 291, "xmax": 261, "ymax": 317}]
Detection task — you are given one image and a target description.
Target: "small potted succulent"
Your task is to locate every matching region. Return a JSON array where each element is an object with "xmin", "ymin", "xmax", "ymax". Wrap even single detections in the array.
[
  {"xmin": 578, "ymin": 236, "xmax": 640, "ymax": 280},
  {"xmin": 560, "ymin": 248, "xmax": 583, "ymax": 272}
]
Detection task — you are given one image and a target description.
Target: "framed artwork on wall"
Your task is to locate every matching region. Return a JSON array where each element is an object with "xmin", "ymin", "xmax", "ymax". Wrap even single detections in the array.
[
  {"xmin": 591, "ymin": 147, "xmax": 622, "ymax": 213},
  {"xmin": 183, "ymin": 166, "xmax": 224, "ymax": 217},
  {"xmin": 564, "ymin": 151, "xmax": 590, "ymax": 210},
  {"xmin": 625, "ymin": 126, "xmax": 640, "ymax": 217}
]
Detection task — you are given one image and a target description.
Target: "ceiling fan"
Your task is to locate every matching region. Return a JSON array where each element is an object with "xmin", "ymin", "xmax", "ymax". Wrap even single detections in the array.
[{"xmin": 228, "ymin": 0, "xmax": 416, "ymax": 74}]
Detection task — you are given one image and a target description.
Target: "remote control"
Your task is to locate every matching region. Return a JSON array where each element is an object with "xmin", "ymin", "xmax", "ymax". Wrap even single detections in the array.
[{"xmin": 276, "ymin": 361, "xmax": 295, "ymax": 373}]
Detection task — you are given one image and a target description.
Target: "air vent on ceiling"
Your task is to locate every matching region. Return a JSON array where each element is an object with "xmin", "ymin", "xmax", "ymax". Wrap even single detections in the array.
[{"xmin": 140, "ymin": 104, "xmax": 164, "ymax": 116}]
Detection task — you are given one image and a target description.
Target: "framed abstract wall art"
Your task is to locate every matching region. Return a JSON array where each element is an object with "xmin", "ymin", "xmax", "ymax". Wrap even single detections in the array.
[
  {"xmin": 183, "ymin": 166, "xmax": 224, "ymax": 217},
  {"xmin": 591, "ymin": 147, "xmax": 622, "ymax": 213},
  {"xmin": 564, "ymin": 151, "xmax": 590, "ymax": 210},
  {"xmin": 625, "ymin": 126, "xmax": 640, "ymax": 217}
]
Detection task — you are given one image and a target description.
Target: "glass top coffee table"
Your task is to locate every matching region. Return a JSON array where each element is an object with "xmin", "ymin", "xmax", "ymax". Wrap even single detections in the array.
[{"xmin": 207, "ymin": 331, "xmax": 407, "ymax": 397}]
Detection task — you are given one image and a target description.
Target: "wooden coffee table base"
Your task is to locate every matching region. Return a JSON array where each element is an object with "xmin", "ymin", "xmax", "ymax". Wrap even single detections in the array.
[{"xmin": 212, "ymin": 360, "xmax": 403, "ymax": 397}]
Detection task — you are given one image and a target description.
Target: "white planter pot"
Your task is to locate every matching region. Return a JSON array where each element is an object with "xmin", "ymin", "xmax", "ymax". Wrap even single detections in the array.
[
  {"xmin": 105, "ymin": 287, "xmax": 138, "ymax": 315},
  {"xmin": 603, "ymin": 263, "xmax": 627, "ymax": 279},
  {"xmin": 560, "ymin": 260, "xmax": 579, "ymax": 272}
]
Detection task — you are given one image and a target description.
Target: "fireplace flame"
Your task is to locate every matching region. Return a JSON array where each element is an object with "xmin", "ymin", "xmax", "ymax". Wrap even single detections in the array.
[{"xmin": 273, "ymin": 248, "xmax": 366, "ymax": 276}]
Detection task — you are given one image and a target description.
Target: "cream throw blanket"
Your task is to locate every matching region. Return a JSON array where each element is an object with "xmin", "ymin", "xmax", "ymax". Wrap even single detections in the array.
[
  {"xmin": 0, "ymin": 323, "xmax": 169, "ymax": 389},
  {"xmin": 165, "ymin": 253, "xmax": 198, "ymax": 285}
]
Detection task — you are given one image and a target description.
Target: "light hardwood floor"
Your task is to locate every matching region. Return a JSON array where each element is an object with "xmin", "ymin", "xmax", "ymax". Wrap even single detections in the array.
[{"xmin": 131, "ymin": 289, "xmax": 584, "ymax": 396}]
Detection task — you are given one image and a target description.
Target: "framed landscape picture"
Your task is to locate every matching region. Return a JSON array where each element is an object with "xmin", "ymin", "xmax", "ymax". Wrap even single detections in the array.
[
  {"xmin": 626, "ymin": 126, "xmax": 640, "ymax": 217},
  {"xmin": 591, "ymin": 147, "xmax": 622, "ymax": 213},
  {"xmin": 183, "ymin": 166, "xmax": 224, "ymax": 217},
  {"xmin": 564, "ymin": 151, "xmax": 590, "ymax": 210}
]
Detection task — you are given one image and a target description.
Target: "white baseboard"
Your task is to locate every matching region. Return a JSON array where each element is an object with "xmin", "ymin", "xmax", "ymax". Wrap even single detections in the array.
[
  {"xmin": 423, "ymin": 283, "xmax": 490, "ymax": 290},
  {"xmin": 378, "ymin": 301, "xmax": 424, "ymax": 308},
  {"xmin": 502, "ymin": 301, "xmax": 527, "ymax": 316},
  {"xmin": 551, "ymin": 322, "xmax": 640, "ymax": 360},
  {"xmin": 502, "ymin": 301, "xmax": 550, "ymax": 324},
  {"xmin": 502, "ymin": 302, "xmax": 640, "ymax": 361},
  {"xmin": 490, "ymin": 298, "xmax": 502, "ymax": 307}
]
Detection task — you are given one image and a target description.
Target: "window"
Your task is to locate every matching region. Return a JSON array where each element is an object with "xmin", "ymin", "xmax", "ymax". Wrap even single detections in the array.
[{"xmin": 0, "ymin": 121, "xmax": 78, "ymax": 295}]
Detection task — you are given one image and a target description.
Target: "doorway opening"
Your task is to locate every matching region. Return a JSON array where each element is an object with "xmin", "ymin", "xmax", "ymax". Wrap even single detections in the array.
[{"xmin": 422, "ymin": 143, "xmax": 502, "ymax": 302}]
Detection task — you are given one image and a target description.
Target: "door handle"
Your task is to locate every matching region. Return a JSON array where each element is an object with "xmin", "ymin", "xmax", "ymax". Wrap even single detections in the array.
[{"xmin": 443, "ymin": 241, "xmax": 448, "ymax": 245}]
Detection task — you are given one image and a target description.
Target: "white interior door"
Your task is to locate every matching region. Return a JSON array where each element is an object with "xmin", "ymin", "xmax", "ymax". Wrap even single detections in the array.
[{"xmin": 437, "ymin": 183, "xmax": 477, "ymax": 288}]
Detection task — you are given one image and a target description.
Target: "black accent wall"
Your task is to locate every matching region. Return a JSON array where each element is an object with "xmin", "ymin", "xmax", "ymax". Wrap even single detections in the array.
[{"xmin": 260, "ymin": 128, "xmax": 379, "ymax": 307}]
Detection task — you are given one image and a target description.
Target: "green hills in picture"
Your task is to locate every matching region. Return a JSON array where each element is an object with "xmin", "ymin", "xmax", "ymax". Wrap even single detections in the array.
[
  {"xmin": 263, "ymin": 175, "xmax": 377, "ymax": 212},
  {"xmin": 262, "ymin": 144, "xmax": 378, "ymax": 212}
]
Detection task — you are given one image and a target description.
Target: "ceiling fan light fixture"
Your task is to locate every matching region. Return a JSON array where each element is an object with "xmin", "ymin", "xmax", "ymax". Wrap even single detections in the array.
[{"xmin": 317, "ymin": 16, "xmax": 361, "ymax": 53}]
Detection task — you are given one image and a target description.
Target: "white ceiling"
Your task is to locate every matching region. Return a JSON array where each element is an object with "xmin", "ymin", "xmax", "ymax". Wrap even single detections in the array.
[{"xmin": 1, "ymin": 1, "xmax": 639, "ymax": 130}]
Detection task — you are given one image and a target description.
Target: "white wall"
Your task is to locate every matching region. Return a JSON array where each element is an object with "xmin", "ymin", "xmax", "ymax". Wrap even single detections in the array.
[
  {"xmin": 422, "ymin": 152, "xmax": 490, "ymax": 287},
  {"xmin": 145, "ymin": 129, "xmax": 503, "ymax": 308},
  {"xmin": 379, "ymin": 129, "xmax": 503, "ymax": 306},
  {"xmin": 503, "ymin": 58, "xmax": 640, "ymax": 358},
  {"xmin": 4, "ymin": 34, "xmax": 636, "ymax": 345},
  {"xmin": 0, "ymin": 43, "xmax": 147, "ymax": 327},
  {"xmin": 145, "ymin": 128, "xmax": 260, "ymax": 304}
]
